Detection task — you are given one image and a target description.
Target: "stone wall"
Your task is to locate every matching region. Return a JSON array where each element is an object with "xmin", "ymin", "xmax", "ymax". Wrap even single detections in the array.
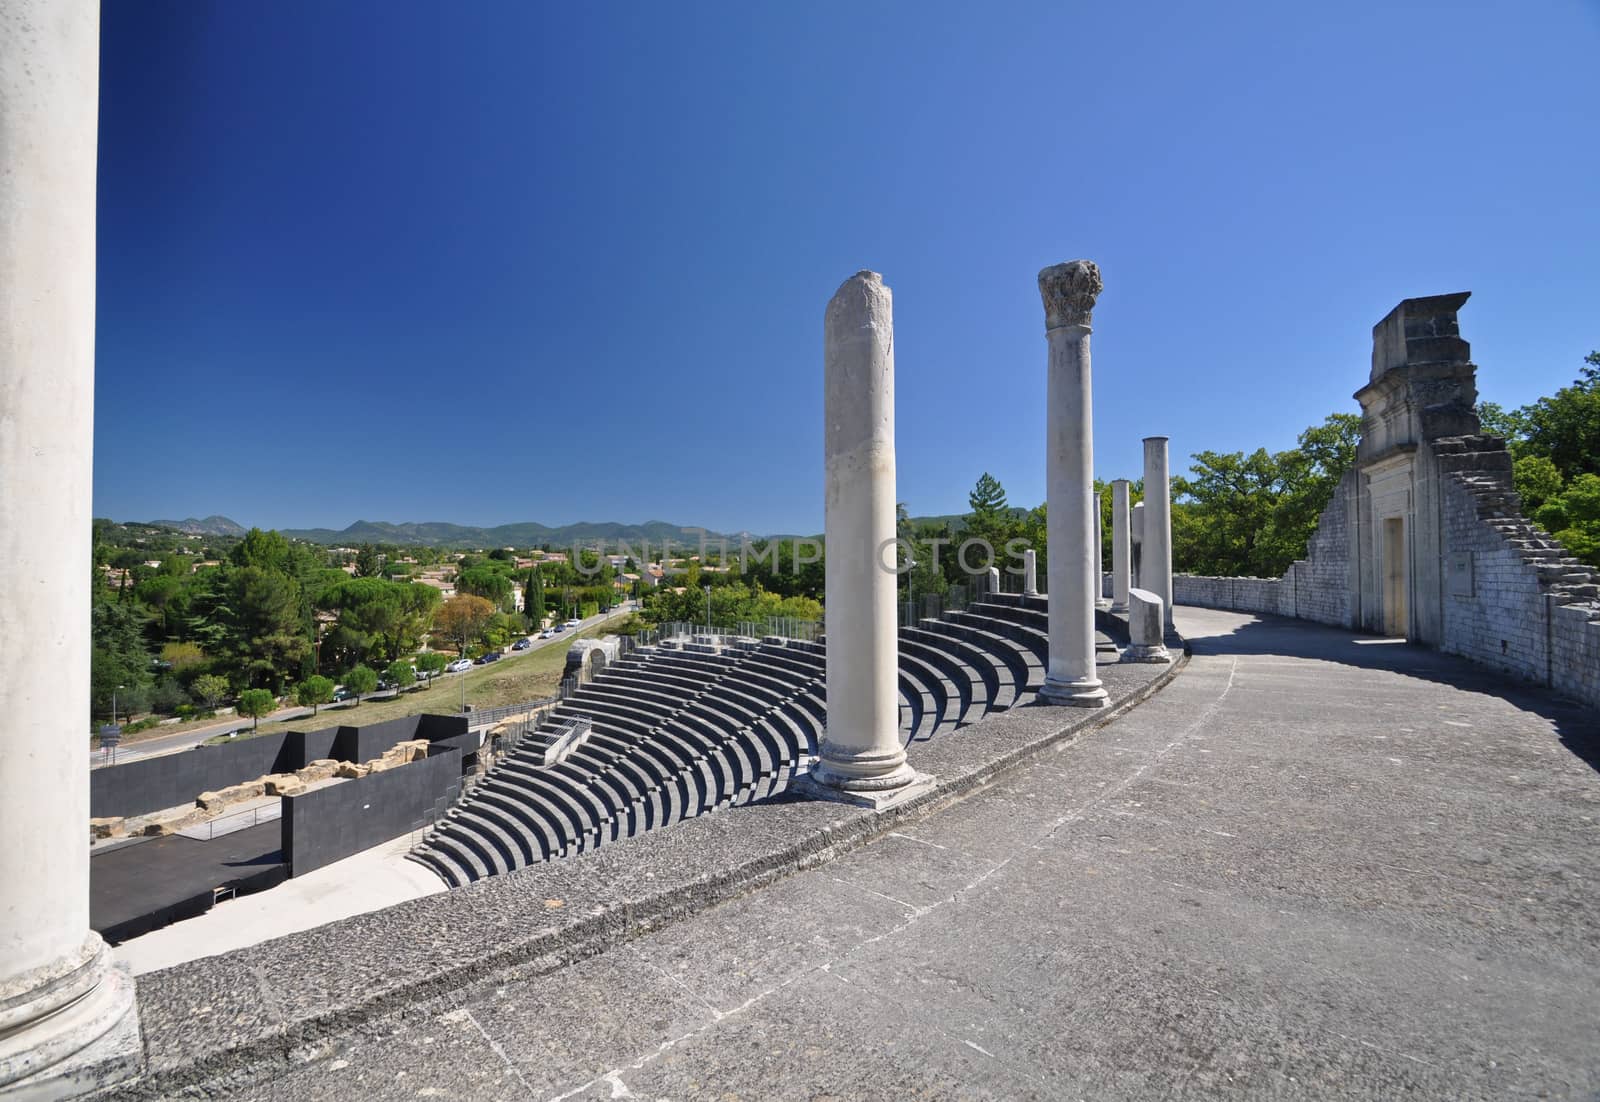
[
  {"xmin": 1173, "ymin": 469, "xmax": 1356, "ymax": 628},
  {"xmin": 1173, "ymin": 440, "xmax": 1600, "ymax": 711}
]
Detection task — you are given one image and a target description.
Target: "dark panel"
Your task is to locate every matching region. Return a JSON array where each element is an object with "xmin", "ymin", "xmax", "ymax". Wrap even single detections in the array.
[{"xmin": 282, "ymin": 748, "xmax": 462, "ymax": 877}]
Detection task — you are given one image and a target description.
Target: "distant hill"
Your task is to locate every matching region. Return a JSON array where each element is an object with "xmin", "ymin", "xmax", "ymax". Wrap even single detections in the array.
[
  {"xmin": 277, "ymin": 518, "xmax": 748, "ymax": 549},
  {"xmin": 145, "ymin": 515, "xmax": 249, "ymax": 537}
]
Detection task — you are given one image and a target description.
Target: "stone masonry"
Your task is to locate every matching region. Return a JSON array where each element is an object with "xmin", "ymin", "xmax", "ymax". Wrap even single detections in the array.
[{"xmin": 1175, "ymin": 292, "xmax": 1600, "ymax": 712}]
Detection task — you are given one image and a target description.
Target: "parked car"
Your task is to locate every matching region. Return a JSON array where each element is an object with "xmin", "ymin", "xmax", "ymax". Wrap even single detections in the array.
[
  {"xmin": 564, "ymin": 618, "xmax": 582, "ymax": 628},
  {"xmin": 445, "ymin": 658, "xmax": 472, "ymax": 673},
  {"xmin": 331, "ymin": 686, "xmax": 354, "ymax": 702},
  {"xmin": 511, "ymin": 638, "xmax": 531, "ymax": 651},
  {"xmin": 538, "ymin": 628, "xmax": 555, "ymax": 639},
  {"xmin": 476, "ymin": 650, "xmax": 503, "ymax": 664},
  {"xmin": 553, "ymin": 624, "xmax": 566, "ymax": 633}
]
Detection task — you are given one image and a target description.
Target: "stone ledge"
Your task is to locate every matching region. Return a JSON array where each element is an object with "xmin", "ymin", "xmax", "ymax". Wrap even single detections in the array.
[{"xmin": 106, "ymin": 642, "xmax": 1185, "ymax": 1100}]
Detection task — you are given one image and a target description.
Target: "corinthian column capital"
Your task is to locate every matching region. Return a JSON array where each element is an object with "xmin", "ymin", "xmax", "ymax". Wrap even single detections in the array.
[{"xmin": 1037, "ymin": 260, "xmax": 1103, "ymax": 330}]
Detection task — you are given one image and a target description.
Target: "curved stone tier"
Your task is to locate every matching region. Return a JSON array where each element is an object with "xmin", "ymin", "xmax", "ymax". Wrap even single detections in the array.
[{"xmin": 408, "ymin": 596, "xmax": 1075, "ymax": 886}]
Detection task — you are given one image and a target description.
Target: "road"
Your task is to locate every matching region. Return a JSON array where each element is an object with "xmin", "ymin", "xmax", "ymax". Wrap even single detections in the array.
[{"xmin": 94, "ymin": 604, "xmax": 638, "ymax": 769}]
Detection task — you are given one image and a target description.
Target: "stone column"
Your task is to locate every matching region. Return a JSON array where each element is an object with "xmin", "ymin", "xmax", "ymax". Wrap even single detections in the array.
[
  {"xmin": 1143, "ymin": 436, "xmax": 1174, "ymax": 629},
  {"xmin": 1131, "ymin": 500, "xmax": 1145, "ymax": 589},
  {"xmin": 811, "ymin": 271, "xmax": 922, "ymax": 802},
  {"xmin": 1123, "ymin": 588, "xmax": 1171, "ymax": 663},
  {"xmin": 0, "ymin": 2, "xmax": 142, "ymax": 1094},
  {"xmin": 1094, "ymin": 489, "xmax": 1106, "ymax": 606},
  {"xmin": 1110, "ymin": 479, "xmax": 1131, "ymax": 613},
  {"xmin": 1037, "ymin": 261, "xmax": 1108, "ymax": 708},
  {"xmin": 1022, "ymin": 549, "xmax": 1038, "ymax": 597}
]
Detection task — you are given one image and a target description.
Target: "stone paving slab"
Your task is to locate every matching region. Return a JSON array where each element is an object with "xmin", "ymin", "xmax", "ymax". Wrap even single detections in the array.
[
  {"xmin": 108, "ymin": 648, "xmax": 1178, "ymax": 1098},
  {"xmin": 170, "ymin": 607, "xmax": 1600, "ymax": 1102}
]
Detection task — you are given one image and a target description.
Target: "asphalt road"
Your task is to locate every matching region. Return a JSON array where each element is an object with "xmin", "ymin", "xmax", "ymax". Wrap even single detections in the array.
[
  {"xmin": 239, "ymin": 606, "xmax": 1599, "ymax": 1101},
  {"xmin": 95, "ymin": 605, "xmax": 637, "ymax": 768}
]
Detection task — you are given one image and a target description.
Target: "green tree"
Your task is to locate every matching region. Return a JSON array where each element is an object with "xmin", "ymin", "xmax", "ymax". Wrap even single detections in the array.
[
  {"xmin": 354, "ymin": 544, "xmax": 382, "ymax": 578},
  {"xmin": 457, "ymin": 565, "xmax": 514, "ymax": 609},
  {"xmin": 1513, "ymin": 455, "xmax": 1564, "ymax": 512},
  {"xmin": 236, "ymin": 688, "xmax": 276, "ymax": 731},
  {"xmin": 415, "ymin": 651, "xmax": 448, "ymax": 688},
  {"xmin": 435, "ymin": 594, "xmax": 495, "ymax": 654},
  {"xmin": 385, "ymin": 659, "xmax": 417, "ymax": 692},
  {"xmin": 1518, "ymin": 352, "xmax": 1600, "ymax": 481},
  {"xmin": 526, "ymin": 568, "xmax": 547, "ymax": 626},
  {"xmin": 295, "ymin": 674, "xmax": 336, "ymax": 715},
  {"xmin": 344, "ymin": 664, "xmax": 379, "ymax": 705},
  {"xmin": 969, "ymin": 472, "xmax": 1008, "ymax": 516},
  {"xmin": 192, "ymin": 674, "xmax": 229, "ymax": 711},
  {"xmin": 1171, "ymin": 413, "xmax": 1360, "ymax": 578}
]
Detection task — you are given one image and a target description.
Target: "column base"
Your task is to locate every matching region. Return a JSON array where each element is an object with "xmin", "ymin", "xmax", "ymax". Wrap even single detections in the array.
[
  {"xmin": 0, "ymin": 938, "xmax": 142, "ymax": 1100},
  {"xmin": 1037, "ymin": 678, "xmax": 1109, "ymax": 708},
  {"xmin": 1109, "ymin": 601, "xmax": 1128, "ymax": 614},
  {"xmin": 795, "ymin": 769, "xmax": 936, "ymax": 811},
  {"xmin": 1122, "ymin": 644, "xmax": 1171, "ymax": 664}
]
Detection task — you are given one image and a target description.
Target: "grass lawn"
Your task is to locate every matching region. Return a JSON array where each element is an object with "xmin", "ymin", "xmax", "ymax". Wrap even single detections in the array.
[{"xmin": 205, "ymin": 616, "xmax": 625, "ymax": 743}]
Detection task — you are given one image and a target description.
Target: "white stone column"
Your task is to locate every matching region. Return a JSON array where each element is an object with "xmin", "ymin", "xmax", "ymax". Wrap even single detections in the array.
[
  {"xmin": 0, "ymin": 2, "xmax": 141, "ymax": 1094},
  {"xmin": 1094, "ymin": 489, "xmax": 1106, "ymax": 606},
  {"xmin": 1131, "ymin": 500, "xmax": 1145, "ymax": 589},
  {"xmin": 812, "ymin": 271, "xmax": 920, "ymax": 799},
  {"xmin": 1143, "ymin": 436, "xmax": 1175, "ymax": 630},
  {"xmin": 1037, "ymin": 262, "xmax": 1108, "ymax": 708},
  {"xmin": 1110, "ymin": 479, "xmax": 1131, "ymax": 613},
  {"xmin": 1022, "ymin": 549, "xmax": 1038, "ymax": 597}
]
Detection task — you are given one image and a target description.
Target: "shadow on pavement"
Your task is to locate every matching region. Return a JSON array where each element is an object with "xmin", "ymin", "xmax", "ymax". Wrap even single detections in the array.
[{"xmin": 1180, "ymin": 608, "xmax": 1600, "ymax": 773}]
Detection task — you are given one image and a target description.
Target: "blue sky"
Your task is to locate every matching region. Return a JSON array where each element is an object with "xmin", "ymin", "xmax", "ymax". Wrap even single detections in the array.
[{"xmin": 95, "ymin": 1, "xmax": 1600, "ymax": 535}]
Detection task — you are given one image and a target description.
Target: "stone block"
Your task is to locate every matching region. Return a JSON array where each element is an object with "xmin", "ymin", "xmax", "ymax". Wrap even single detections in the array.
[
  {"xmin": 89, "ymin": 817, "xmax": 125, "ymax": 840},
  {"xmin": 262, "ymin": 774, "xmax": 306, "ymax": 797},
  {"xmin": 1123, "ymin": 588, "xmax": 1170, "ymax": 663},
  {"xmin": 335, "ymin": 761, "xmax": 371, "ymax": 779},
  {"xmin": 296, "ymin": 758, "xmax": 341, "ymax": 783}
]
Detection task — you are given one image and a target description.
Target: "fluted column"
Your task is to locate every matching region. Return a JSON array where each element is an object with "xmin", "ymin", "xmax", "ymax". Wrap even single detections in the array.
[
  {"xmin": 1143, "ymin": 436, "xmax": 1174, "ymax": 630},
  {"xmin": 1110, "ymin": 479, "xmax": 1131, "ymax": 613},
  {"xmin": 1037, "ymin": 261, "xmax": 1108, "ymax": 708},
  {"xmin": 0, "ymin": 1, "xmax": 141, "ymax": 1093},
  {"xmin": 813, "ymin": 271, "xmax": 918, "ymax": 796}
]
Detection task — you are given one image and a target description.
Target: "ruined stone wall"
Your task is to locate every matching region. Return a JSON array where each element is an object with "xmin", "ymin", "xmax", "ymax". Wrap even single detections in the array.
[
  {"xmin": 1433, "ymin": 441, "xmax": 1600, "ymax": 705},
  {"xmin": 1173, "ymin": 438, "xmax": 1600, "ymax": 711},
  {"xmin": 1173, "ymin": 468, "xmax": 1356, "ymax": 628}
]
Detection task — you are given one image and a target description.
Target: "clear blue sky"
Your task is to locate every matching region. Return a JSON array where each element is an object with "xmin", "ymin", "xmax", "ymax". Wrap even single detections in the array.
[{"xmin": 95, "ymin": 1, "xmax": 1600, "ymax": 535}]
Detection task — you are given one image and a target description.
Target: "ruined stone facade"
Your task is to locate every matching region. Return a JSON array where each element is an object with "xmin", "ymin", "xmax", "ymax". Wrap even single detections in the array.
[{"xmin": 1175, "ymin": 293, "xmax": 1600, "ymax": 710}]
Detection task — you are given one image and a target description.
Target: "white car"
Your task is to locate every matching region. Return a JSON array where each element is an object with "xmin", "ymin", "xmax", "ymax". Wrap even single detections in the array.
[
  {"xmin": 564, "ymin": 618, "xmax": 582, "ymax": 628},
  {"xmin": 445, "ymin": 658, "xmax": 473, "ymax": 673}
]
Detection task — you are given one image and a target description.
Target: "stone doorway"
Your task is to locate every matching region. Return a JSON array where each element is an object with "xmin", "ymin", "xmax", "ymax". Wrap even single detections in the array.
[{"xmin": 1382, "ymin": 516, "xmax": 1409, "ymax": 638}]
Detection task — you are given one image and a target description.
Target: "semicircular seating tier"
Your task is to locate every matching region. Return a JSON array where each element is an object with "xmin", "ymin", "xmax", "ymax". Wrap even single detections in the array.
[{"xmin": 409, "ymin": 593, "xmax": 1092, "ymax": 887}]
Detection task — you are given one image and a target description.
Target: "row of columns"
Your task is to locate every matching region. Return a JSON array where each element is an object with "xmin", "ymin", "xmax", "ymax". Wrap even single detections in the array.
[{"xmin": 811, "ymin": 261, "xmax": 1173, "ymax": 808}]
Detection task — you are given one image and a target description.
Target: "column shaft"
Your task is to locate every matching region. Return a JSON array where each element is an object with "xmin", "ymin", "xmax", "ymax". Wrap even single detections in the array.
[
  {"xmin": 815, "ymin": 272, "xmax": 916, "ymax": 792},
  {"xmin": 1094, "ymin": 489, "xmax": 1106, "ymax": 606},
  {"xmin": 0, "ymin": 0, "xmax": 139, "ymax": 1091},
  {"xmin": 1022, "ymin": 549, "xmax": 1038, "ymax": 597},
  {"xmin": 1110, "ymin": 479, "xmax": 1131, "ymax": 612},
  {"xmin": 1037, "ymin": 262, "xmax": 1107, "ymax": 708},
  {"xmin": 1142, "ymin": 437, "xmax": 1174, "ymax": 629}
]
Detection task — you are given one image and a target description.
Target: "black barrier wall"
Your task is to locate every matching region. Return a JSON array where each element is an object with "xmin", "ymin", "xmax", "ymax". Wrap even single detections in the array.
[
  {"xmin": 91, "ymin": 713, "xmax": 471, "ymax": 820},
  {"xmin": 281, "ymin": 747, "xmax": 463, "ymax": 876}
]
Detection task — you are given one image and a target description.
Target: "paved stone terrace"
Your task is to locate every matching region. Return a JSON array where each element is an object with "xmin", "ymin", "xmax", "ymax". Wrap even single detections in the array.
[{"xmin": 133, "ymin": 609, "xmax": 1599, "ymax": 1099}]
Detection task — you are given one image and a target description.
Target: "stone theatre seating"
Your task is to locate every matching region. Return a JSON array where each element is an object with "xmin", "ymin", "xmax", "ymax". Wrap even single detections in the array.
[{"xmin": 409, "ymin": 595, "xmax": 1070, "ymax": 886}]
